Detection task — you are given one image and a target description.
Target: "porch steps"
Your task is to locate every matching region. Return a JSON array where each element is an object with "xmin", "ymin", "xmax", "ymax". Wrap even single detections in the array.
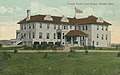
[{"xmin": 13, "ymin": 40, "xmax": 22, "ymax": 45}]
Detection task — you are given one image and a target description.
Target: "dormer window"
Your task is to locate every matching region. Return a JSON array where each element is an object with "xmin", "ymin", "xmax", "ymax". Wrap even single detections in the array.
[
  {"xmin": 44, "ymin": 15, "xmax": 53, "ymax": 21},
  {"xmin": 61, "ymin": 15, "xmax": 69, "ymax": 22},
  {"xmin": 96, "ymin": 17, "xmax": 104, "ymax": 23}
]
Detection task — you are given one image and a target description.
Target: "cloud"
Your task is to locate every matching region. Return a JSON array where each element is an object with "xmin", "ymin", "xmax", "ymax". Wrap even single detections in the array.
[
  {"xmin": 0, "ymin": 6, "xmax": 7, "ymax": 14},
  {"xmin": 0, "ymin": 6, "xmax": 22, "ymax": 14},
  {"xmin": 30, "ymin": 1, "xmax": 74, "ymax": 17}
]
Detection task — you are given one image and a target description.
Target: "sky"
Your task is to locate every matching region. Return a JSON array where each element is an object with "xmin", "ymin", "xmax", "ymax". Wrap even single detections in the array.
[{"xmin": 0, "ymin": 0, "xmax": 120, "ymax": 43}]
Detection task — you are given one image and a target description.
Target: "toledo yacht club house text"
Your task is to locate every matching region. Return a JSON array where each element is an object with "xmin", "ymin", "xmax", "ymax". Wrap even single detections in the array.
[{"xmin": 15, "ymin": 10, "xmax": 111, "ymax": 47}]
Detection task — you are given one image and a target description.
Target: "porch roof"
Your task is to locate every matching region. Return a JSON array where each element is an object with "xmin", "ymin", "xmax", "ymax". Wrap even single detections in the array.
[{"xmin": 65, "ymin": 30, "xmax": 88, "ymax": 37}]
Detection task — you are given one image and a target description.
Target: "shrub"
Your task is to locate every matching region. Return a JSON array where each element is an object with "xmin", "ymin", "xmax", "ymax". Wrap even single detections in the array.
[
  {"xmin": 87, "ymin": 46, "xmax": 95, "ymax": 50},
  {"xmin": 99, "ymin": 47, "xmax": 102, "ymax": 50},
  {"xmin": 117, "ymin": 52, "xmax": 120, "ymax": 57},
  {"xmin": 91, "ymin": 46, "xmax": 95, "ymax": 49},
  {"xmin": 23, "ymin": 46, "xmax": 32, "ymax": 50},
  {"xmin": 85, "ymin": 50, "xmax": 89, "ymax": 55},
  {"xmin": 14, "ymin": 49, "xmax": 18, "ymax": 54}
]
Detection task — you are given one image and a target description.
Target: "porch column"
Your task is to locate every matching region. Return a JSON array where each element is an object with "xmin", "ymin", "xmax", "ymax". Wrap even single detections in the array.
[
  {"xmin": 78, "ymin": 36, "xmax": 80, "ymax": 46},
  {"xmin": 71, "ymin": 37, "xmax": 73, "ymax": 46},
  {"xmin": 80, "ymin": 36, "xmax": 81, "ymax": 46},
  {"xmin": 85, "ymin": 37, "xmax": 88, "ymax": 46}
]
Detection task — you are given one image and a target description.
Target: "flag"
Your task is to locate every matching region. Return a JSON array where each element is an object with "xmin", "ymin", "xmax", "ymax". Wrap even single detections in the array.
[{"xmin": 75, "ymin": 7, "xmax": 83, "ymax": 13}]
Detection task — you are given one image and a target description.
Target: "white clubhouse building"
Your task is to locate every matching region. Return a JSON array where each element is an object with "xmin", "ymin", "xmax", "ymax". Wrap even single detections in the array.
[{"xmin": 15, "ymin": 10, "xmax": 111, "ymax": 47}]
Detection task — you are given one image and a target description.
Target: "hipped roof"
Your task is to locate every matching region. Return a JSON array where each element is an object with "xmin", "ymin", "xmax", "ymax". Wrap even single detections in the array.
[{"xmin": 18, "ymin": 15, "xmax": 111, "ymax": 25}]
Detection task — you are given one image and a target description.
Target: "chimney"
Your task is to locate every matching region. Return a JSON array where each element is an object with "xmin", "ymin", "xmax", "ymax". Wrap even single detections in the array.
[{"xmin": 26, "ymin": 10, "xmax": 31, "ymax": 21}]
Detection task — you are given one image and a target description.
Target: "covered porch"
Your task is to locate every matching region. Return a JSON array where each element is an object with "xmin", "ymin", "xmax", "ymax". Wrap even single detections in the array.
[{"xmin": 65, "ymin": 30, "xmax": 88, "ymax": 47}]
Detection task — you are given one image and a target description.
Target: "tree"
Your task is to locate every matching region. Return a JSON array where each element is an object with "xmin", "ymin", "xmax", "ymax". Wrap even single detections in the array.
[{"xmin": 0, "ymin": 43, "xmax": 2, "ymax": 48}]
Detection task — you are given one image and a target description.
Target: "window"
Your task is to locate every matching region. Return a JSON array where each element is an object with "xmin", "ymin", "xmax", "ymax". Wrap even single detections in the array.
[
  {"xmin": 92, "ymin": 41, "xmax": 94, "ymax": 46},
  {"xmin": 47, "ymin": 24, "xmax": 49, "ymax": 29},
  {"xmin": 33, "ymin": 23, "xmax": 35, "ymax": 29},
  {"xmin": 96, "ymin": 42, "xmax": 99, "ymax": 45},
  {"xmin": 21, "ymin": 33, "xmax": 23, "ymax": 39},
  {"xmin": 63, "ymin": 36, "xmax": 64, "ymax": 39},
  {"xmin": 106, "ymin": 26, "xmax": 108, "ymax": 31},
  {"xmin": 86, "ymin": 25, "xmax": 88, "ymax": 30},
  {"xmin": 97, "ymin": 34, "xmax": 99, "ymax": 38},
  {"xmin": 106, "ymin": 34, "xmax": 107, "ymax": 40},
  {"xmin": 29, "ymin": 33, "xmax": 31, "ymax": 38},
  {"xmin": 32, "ymin": 32, "xmax": 35, "ymax": 38},
  {"xmin": 24, "ymin": 25, "xmax": 26, "ymax": 30},
  {"xmin": 65, "ymin": 25, "xmax": 68, "ymax": 29},
  {"xmin": 63, "ymin": 33, "xmax": 64, "ymax": 39},
  {"xmin": 46, "ymin": 33, "xmax": 50, "ymax": 39},
  {"xmin": 79, "ymin": 26, "xmax": 81, "ymax": 30},
  {"xmin": 57, "ymin": 33, "xmax": 61, "ymax": 39},
  {"xmin": 63, "ymin": 26, "xmax": 65, "ymax": 29},
  {"xmin": 82, "ymin": 26, "xmax": 84, "ymax": 30},
  {"xmin": 102, "ymin": 26, "xmax": 104, "ymax": 30},
  {"xmin": 39, "ymin": 32, "xmax": 42, "ymax": 39},
  {"xmin": 83, "ymin": 36, "xmax": 84, "ymax": 40},
  {"xmin": 54, "ymin": 25, "xmax": 56, "ymax": 29},
  {"xmin": 24, "ymin": 33, "xmax": 26, "ymax": 38},
  {"xmin": 21, "ymin": 25, "xmax": 23, "ymax": 30},
  {"xmin": 40, "ymin": 23, "xmax": 42, "ymax": 28},
  {"xmin": 54, "ymin": 33, "xmax": 56, "ymax": 39},
  {"xmin": 63, "ymin": 25, "xmax": 68, "ymax": 30},
  {"xmin": 102, "ymin": 34, "xmax": 104, "ymax": 40},
  {"xmin": 58, "ymin": 25, "xmax": 60, "ymax": 29},
  {"xmin": 29, "ymin": 24, "xmax": 31, "ymax": 29},
  {"xmin": 70, "ymin": 26, "xmax": 72, "ymax": 29},
  {"xmin": 97, "ymin": 26, "xmax": 99, "ymax": 30},
  {"xmin": 75, "ymin": 26, "xmax": 77, "ymax": 30}
]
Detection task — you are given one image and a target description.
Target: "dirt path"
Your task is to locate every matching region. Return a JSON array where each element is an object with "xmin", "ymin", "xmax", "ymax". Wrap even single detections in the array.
[{"xmin": 0, "ymin": 50, "xmax": 120, "ymax": 53}]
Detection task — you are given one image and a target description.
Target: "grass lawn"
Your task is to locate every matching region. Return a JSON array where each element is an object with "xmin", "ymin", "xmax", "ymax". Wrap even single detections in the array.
[
  {"xmin": 0, "ymin": 52, "xmax": 120, "ymax": 75},
  {"xmin": 0, "ymin": 46, "xmax": 24, "ymax": 50}
]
